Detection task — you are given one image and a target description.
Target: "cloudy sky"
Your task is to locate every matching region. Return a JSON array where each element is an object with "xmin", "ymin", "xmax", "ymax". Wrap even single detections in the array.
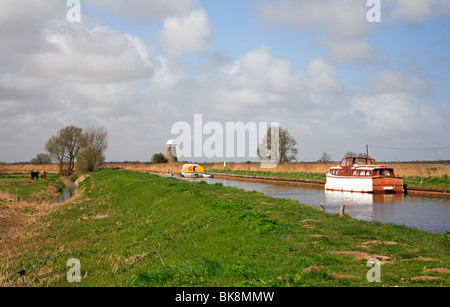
[{"xmin": 1, "ymin": 0, "xmax": 450, "ymax": 163}]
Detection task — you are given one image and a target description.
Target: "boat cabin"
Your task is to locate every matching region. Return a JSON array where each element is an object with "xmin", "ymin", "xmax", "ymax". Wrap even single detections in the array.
[
  {"xmin": 182, "ymin": 164, "xmax": 205, "ymax": 174},
  {"xmin": 329, "ymin": 157, "xmax": 396, "ymax": 177}
]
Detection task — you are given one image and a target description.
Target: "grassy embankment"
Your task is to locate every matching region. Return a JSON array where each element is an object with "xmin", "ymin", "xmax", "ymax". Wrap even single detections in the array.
[
  {"xmin": 1, "ymin": 169, "xmax": 448, "ymax": 287},
  {"xmin": 0, "ymin": 172, "xmax": 66, "ymax": 204}
]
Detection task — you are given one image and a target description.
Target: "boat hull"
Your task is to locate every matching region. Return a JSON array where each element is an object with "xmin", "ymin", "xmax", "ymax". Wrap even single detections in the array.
[
  {"xmin": 180, "ymin": 172, "xmax": 202, "ymax": 178},
  {"xmin": 325, "ymin": 174, "xmax": 404, "ymax": 194},
  {"xmin": 180, "ymin": 172, "xmax": 213, "ymax": 178}
]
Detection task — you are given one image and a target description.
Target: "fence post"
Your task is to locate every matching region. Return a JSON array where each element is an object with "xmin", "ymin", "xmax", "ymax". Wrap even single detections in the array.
[{"xmin": 340, "ymin": 204, "xmax": 345, "ymax": 217}]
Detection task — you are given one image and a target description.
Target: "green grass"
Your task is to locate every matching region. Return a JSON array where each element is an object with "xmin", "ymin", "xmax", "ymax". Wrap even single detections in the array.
[
  {"xmin": 0, "ymin": 173, "xmax": 66, "ymax": 203},
  {"xmin": 1, "ymin": 169, "xmax": 448, "ymax": 287},
  {"xmin": 403, "ymin": 175, "xmax": 450, "ymax": 189},
  {"xmin": 208, "ymin": 169, "xmax": 327, "ymax": 181}
]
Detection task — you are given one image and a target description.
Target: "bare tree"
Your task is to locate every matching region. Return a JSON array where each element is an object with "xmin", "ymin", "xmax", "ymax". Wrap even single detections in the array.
[
  {"xmin": 46, "ymin": 135, "xmax": 67, "ymax": 171},
  {"xmin": 46, "ymin": 126, "xmax": 82, "ymax": 174},
  {"xmin": 61, "ymin": 126, "xmax": 83, "ymax": 172},
  {"xmin": 318, "ymin": 152, "xmax": 331, "ymax": 163},
  {"xmin": 345, "ymin": 151, "xmax": 371, "ymax": 159},
  {"xmin": 31, "ymin": 153, "xmax": 53, "ymax": 165},
  {"xmin": 257, "ymin": 126, "xmax": 298, "ymax": 163},
  {"xmin": 76, "ymin": 126, "xmax": 108, "ymax": 173}
]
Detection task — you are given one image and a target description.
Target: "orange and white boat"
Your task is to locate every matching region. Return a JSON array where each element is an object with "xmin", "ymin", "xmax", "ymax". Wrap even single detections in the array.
[{"xmin": 325, "ymin": 157, "xmax": 404, "ymax": 194}]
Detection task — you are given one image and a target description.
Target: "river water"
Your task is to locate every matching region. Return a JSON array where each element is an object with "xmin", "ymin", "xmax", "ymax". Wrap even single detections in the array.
[{"xmin": 185, "ymin": 177, "xmax": 449, "ymax": 234}]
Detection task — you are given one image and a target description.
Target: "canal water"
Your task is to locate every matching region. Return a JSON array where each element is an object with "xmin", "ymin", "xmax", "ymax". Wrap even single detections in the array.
[
  {"xmin": 185, "ymin": 177, "xmax": 449, "ymax": 234},
  {"xmin": 51, "ymin": 182, "xmax": 77, "ymax": 204}
]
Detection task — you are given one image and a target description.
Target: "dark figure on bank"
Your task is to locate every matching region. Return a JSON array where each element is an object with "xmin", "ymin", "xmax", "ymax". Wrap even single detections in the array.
[{"xmin": 30, "ymin": 171, "xmax": 39, "ymax": 180}]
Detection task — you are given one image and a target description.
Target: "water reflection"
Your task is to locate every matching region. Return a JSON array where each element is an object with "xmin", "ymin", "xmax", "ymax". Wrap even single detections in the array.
[
  {"xmin": 199, "ymin": 177, "xmax": 449, "ymax": 234},
  {"xmin": 51, "ymin": 182, "xmax": 77, "ymax": 203}
]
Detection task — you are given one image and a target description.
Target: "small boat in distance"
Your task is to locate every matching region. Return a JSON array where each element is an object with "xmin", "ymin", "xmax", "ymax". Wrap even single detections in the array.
[
  {"xmin": 180, "ymin": 164, "xmax": 213, "ymax": 179},
  {"xmin": 325, "ymin": 157, "xmax": 404, "ymax": 194}
]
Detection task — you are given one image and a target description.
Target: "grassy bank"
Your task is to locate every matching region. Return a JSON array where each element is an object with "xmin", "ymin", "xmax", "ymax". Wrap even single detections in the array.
[
  {"xmin": 1, "ymin": 169, "xmax": 449, "ymax": 287},
  {"xmin": 0, "ymin": 173, "xmax": 66, "ymax": 204},
  {"xmin": 208, "ymin": 169, "xmax": 327, "ymax": 182}
]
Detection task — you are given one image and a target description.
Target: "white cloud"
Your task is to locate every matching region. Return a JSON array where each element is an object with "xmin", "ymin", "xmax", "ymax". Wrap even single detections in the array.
[
  {"xmin": 32, "ymin": 26, "xmax": 154, "ymax": 83},
  {"xmin": 150, "ymin": 56, "xmax": 185, "ymax": 90},
  {"xmin": 220, "ymin": 47, "xmax": 339, "ymax": 95},
  {"xmin": 351, "ymin": 93, "xmax": 445, "ymax": 138},
  {"xmin": 387, "ymin": 0, "xmax": 450, "ymax": 25},
  {"xmin": 159, "ymin": 8, "xmax": 213, "ymax": 57},
  {"xmin": 369, "ymin": 70, "xmax": 431, "ymax": 95},
  {"xmin": 88, "ymin": 0, "xmax": 199, "ymax": 23},
  {"xmin": 255, "ymin": 0, "xmax": 376, "ymax": 64},
  {"xmin": 0, "ymin": 1, "xmax": 448, "ymax": 163},
  {"xmin": 0, "ymin": 1, "xmax": 163, "ymax": 162}
]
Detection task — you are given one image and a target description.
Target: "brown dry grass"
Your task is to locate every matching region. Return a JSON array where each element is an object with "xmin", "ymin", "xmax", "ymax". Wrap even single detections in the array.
[
  {"xmin": 0, "ymin": 164, "xmax": 60, "ymax": 174},
  {"xmin": 1, "ymin": 162, "xmax": 448, "ymax": 178},
  {"xmin": 0, "ymin": 192, "xmax": 63, "ymax": 286},
  {"xmin": 0, "ymin": 175, "xmax": 86, "ymax": 286},
  {"xmin": 206, "ymin": 162, "xmax": 450, "ymax": 178}
]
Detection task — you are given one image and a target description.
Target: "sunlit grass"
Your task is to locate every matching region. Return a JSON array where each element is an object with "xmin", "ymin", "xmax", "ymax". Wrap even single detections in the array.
[{"xmin": 1, "ymin": 170, "xmax": 448, "ymax": 287}]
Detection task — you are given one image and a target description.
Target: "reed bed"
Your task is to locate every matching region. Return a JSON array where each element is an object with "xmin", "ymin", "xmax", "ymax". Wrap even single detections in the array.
[{"xmin": 1, "ymin": 162, "xmax": 449, "ymax": 179}]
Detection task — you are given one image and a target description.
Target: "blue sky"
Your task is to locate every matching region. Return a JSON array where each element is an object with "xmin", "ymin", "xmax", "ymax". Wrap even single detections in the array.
[{"xmin": 1, "ymin": 0, "xmax": 450, "ymax": 163}]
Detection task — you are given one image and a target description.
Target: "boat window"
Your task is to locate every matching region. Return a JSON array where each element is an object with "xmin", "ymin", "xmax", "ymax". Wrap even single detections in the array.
[
  {"xmin": 353, "ymin": 170, "xmax": 358, "ymax": 175},
  {"xmin": 382, "ymin": 170, "xmax": 390, "ymax": 176},
  {"xmin": 346, "ymin": 160, "xmax": 351, "ymax": 167},
  {"xmin": 341, "ymin": 160, "xmax": 346, "ymax": 166}
]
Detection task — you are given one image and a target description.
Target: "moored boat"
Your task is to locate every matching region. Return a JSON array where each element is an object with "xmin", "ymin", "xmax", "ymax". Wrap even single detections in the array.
[
  {"xmin": 180, "ymin": 164, "xmax": 213, "ymax": 178},
  {"xmin": 325, "ymin": 157, "xmax": 404, "ymax": 194}
]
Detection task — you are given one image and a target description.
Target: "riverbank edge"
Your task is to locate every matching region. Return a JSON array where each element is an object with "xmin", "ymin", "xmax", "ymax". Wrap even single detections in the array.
[{"xmin": 210, "ymin": 173, "xmax": 450, "ymax": 198}]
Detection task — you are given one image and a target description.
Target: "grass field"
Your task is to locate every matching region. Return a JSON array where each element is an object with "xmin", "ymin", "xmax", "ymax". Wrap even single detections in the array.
[
  {"xmin": 0, "ymin": 173, "xmax": 66, "ymax": 204},
  {"xmin": 1, "ymin": 169, "xmax": 448, "ymax": 287}
]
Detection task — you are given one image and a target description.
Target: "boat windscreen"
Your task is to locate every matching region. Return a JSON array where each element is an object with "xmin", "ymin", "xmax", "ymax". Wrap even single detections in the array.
[{"xmin": 374, "ymin": 169, "xmax": 393, "ymax": 176}]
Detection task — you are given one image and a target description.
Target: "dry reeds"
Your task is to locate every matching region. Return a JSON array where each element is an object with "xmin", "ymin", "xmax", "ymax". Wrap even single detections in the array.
[{"xmin": 1, "ymin": 162, "xmax": 448, "ymax": 178}]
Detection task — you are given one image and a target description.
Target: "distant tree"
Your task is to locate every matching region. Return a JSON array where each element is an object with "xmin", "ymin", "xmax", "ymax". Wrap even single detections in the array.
[
  {"xmin": 152, "ymin": 153, "xmax": 168, "ymax": 164},
  {"xmin": 345, "ymin": 151, "xmax": 371, "ymax": 159},
  {"xmin": 76, "ymin": 126, "xmax": 108, "ymax": 173},
  {"xmin": 257, "ymin": 126, "xmax": 298, "ymax": 163},
  {"xmin": 46, "ymin": 126, "xmax": 83, "ymax": 174},
  {"xmin": 318, "ymin": 152, "xmax": 331, "ymax": 163},
  {"xmin": 31, "ymin": 153, "xmax": 53, "ymax": 165}
]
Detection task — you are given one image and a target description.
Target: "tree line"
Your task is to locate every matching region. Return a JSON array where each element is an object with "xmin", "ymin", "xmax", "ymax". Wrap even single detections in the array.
[{"xmin": 31, "ymin": 125, "xmax": 108, "ymax": 175}]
